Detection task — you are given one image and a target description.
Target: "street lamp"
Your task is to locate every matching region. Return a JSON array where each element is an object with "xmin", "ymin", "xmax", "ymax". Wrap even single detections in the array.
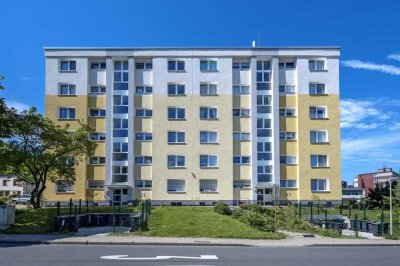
[{"xmin": 388, "ymin": 178, "xmax": 396, "ymax": 236}]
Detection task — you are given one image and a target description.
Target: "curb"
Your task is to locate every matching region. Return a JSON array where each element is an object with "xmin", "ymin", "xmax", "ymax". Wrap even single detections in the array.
[{"xmin": 308, "ymin": 243, "xmax": 400, "ymax": 247}]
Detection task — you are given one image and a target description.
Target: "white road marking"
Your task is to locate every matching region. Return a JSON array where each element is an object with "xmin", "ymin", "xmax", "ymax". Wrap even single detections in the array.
[{"xmin": 100, "ymin": 255, "xmax": 218, "ymax": 260}]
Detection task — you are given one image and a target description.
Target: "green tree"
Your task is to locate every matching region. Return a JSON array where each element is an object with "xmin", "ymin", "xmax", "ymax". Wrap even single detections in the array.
[
  {"xmin": 0, "ymin": 109, "xmax": 97, "ymax": 208},
  {"xmin": 366, "ymin": 182, "xmax": 391, "ymax": 209}
]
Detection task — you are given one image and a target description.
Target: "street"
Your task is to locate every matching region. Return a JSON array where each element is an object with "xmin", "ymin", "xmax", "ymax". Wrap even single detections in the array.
[{"xmin": 0, "ymin": 244, "xmax": 399, "ymax": 266}]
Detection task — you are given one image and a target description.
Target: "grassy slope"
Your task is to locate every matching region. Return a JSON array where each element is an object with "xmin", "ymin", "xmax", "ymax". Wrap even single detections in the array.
[{"xmin": 133, "ymin": 207, "xmax": 285, "ymax": 239}]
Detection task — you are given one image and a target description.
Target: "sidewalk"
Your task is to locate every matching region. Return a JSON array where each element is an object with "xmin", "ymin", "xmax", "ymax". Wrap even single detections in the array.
[{"xmin": 1, "ymin": 228, "xmax": 400, "ymax": 247}]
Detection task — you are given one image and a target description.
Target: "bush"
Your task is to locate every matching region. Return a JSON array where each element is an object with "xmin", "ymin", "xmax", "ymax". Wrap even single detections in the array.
[
  {"xmin": 0, "ymin": 196, "xmax": 11, "ymax": 205},
  {"xmin": 232, "ymin": 207, "xmax": 275, "ymax": 231},
  {"xmin": 213, "ymin": 201, "xmax": 230, "ymax": 215}
]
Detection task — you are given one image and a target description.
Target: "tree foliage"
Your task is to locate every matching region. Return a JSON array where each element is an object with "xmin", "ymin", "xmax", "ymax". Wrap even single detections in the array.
[
  {"xmin": 366, "ymin": 181, "xmax": 399, "ymax": 209},
  {"xmin": 0, "ymin": 109, "xmax": 97, "ymax": 208}
]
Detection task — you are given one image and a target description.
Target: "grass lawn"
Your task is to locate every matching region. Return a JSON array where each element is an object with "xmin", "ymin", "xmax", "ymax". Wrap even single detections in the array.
[
  {"xmin": 3, "ymin": 205, "xmax": 138, "ymax": 234},
  {"xmin": 131, "ymin": 207, "xmax": 285, "ymax": 239}
]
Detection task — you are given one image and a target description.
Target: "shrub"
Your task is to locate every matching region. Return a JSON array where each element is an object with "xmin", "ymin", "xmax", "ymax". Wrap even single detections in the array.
[
  {"xmin": 0, "ymin": 196, "xmax": 11, "ymax": 205},
  {"xmin": 213, "ymin": 201, "xmax": 230, "ymax": 215}
]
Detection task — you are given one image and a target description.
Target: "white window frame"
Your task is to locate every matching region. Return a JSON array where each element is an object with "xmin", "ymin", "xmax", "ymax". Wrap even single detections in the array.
[
  {"xmin": 200, "ymin": 60, "xmax": 218, "ymax": 72},
  {"xmin": 167, "ymin": 155, "xmax": 185, "ymax": 168},
  {"xmin": 167, "ymin": 179, "xmax": 185, "ymax": 192},
  {"xmin": 232, "ymin": 61, "xmax": 250, "ymax": 69},
  {"xmin": 279, "ymin": 61, "xmax": 296, "ymax": 69},
  {"xmin": 200, "ymin": 131, "xmax": 218, "ymax": 144},
  {"xmin": 59, "ymin": 60, "xmax": 76, "ymax": 72},
  {"xmin": 89, "ymin": 108, "xmax": 106, "ymax": 117},
  {"xmin": 280, "ymin": 156, "xmax": 297, "ymax": 165},
  {"xmin": 200, "ymin": 107, "xmax": 218, "ymax": 120},
  {"xmin": 89, "ymin": 132, "xmax": 106, "ymax": 141},
  {"xmin": 233, "ymin": 156, "xmax": 251, "ymax": 165},
  {"xmin": 309, "ymin": 60, "xmax": 326, "ymax": 71},
  {"xmin": 279, "ymin": 132, "xmax": 297, "ymax": 141},
  {"xmin": 113, "ymin": 165, "xmax": 128, "ymax": 175},
  {"xmin": 311, "ymin": 154, "xmax": 329, "ymax": 168},
  {"xmin": 310, "ymin": 130, "xmax": 328, "ymax": 143},
  {"xmin": 310, "ymin": 106, "xmax": 328, "ymax": 119},
  {"xmin": 168, "ymin": 83, "xmax": 185, "ymax": 96},
  {"xmin": 59, "ymin": 84, "xmax": 76, "ymax": 95},
  {"xmin": 311, "ymin": 179, "xmax": 329, "ymax": 192},
  {"xmin": 135, "ymin": 62, "xmax": 152, "ymax": 70},
  {"xmin": 89, "ymin": 86, "xmax": 106, "ymax": 95},
  {"xmin": 89, "ymin": 156, "xmax": 106, "ymax": 165},
  {"xmin": 56, "ymin": 182, "xmax": 74, "ymax": 193},
  {"xmin": 199, "ymin": 179, "xmax": 218, "ymax": 193},
  {"xmin": 280, "ymin": 179, "xmax": 297, "ymax": 189},
  {"xmin": 135, "ymin": 86, "xmax": 153, "ymax": 95},
  {"xmin": 168, "ymin": 60, "xmax": 185, "ymax": 71},
  {"xmin": 87, "ymin": 180, "xmax": 105, "ymax": 189},
  {"xmin": 232, "ymin": 85, "xmax": 250, "ymax": 95},
  {"xmin": 135, "ymin": 109, "xmax": 153, "ymax": 118},
  {"xmin": 90, "ymin": 62, "xmax": 106, "ymax": 70},
  {"xmin": 168, "ymin": 107, "xmax": 186, "ymax": 120},
  {"xmin": 279, "ymin": 85, "xmax": 296, "ymax": 95},
  {"xmin": 200, "ymin": 83, "xmax": 218, "ymax": 96},
  {"xmin": 309, "ymin": 83, "xmax": 327, "ymax": 95},
  {"xmin": 58, "ymin": 107, "xmax": 76, "ymax": 120},
  {"xmin": 233, "ymin": 108, "xmax": 250, "ymax": 117},
  {"xmin": 233, "ymin": 132, "xmax": 251, "ymax": 141},
  {"xmin": 279, "ymin": 108, "xmax": 296, "ymax": 117},
  {"xmin": 135, "ymin": 180, "xmax": 152, "ymax": 188},
  {"xmin": 168, "ymin": 131, "xmax": 186, "ymax": 144},
  {"xmin": 257, "ymin": 165, "xmax": 273, "ymax": 183},
  {"xmin": 200, "ymin": 155, "xmax": 218, "ymax": 168},
  {"xmin": 135, "ymin": 132, "xmax": 152, "ymax": 142},
  {"xmin": 135, "ymin": 156, "xmax": 153, "ymax": 165}
]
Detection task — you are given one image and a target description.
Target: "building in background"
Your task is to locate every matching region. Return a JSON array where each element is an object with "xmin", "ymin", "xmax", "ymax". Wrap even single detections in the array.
[
  {"xmin": 342, "ymin": 187, "xmax": 365, "ymax": 201},
  {"xmin": 44, "ymin": 47, "xmax": 341, "ymax": 205},
  {"xmin": 356, "ymin": 168, "xmax": 399, "ymax": 196},
  {"xmin": 0, "ymin": 175, "xmax": 24, "ymax": 197}
]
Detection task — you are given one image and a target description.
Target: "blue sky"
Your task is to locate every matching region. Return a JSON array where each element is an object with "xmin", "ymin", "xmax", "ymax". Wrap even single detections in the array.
[{"xmin": 1, "ymin": 0, "xmax": 400, "ymax": 183}]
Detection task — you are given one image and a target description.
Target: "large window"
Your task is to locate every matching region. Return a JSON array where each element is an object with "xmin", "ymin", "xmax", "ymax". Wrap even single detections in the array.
[
  {"xmin": 114, "ymin": 61, "xmax": 128, "ymax": 90},
  {"xmin": 256, "ymin": 61, "xmax": 271, "ymax": 90},
  {"xmin": 168, "ymin": 84, "xmax": 185, "ymax": 96},
  {"xmin": 279, "ymin": 85, "xmax": 296, "ymax": 95},
  {"xmin": 59, "ymin": 84, "xmax": 76, "ymax": 95},
  {"xmin": 136, "ymin": 109, "xmax": 153, "ymax": 118},
  {"xmin": 257, "ymin": 118, "xmax": 271, "ymax": 137},
  {"xmin": 233, "ymin": 132, "xmax": 251, "ymax": 141},
  {"xmin": 167, "ymin": 179, "xmax": 185, "ymax": 192},
  {"xmin": 59, "ymin": 107, "xmax": 75, "ymax": 120},
  {"xmin": 113, "ymin": 95, "xmax": 128, "ymax": 114},
  {"xmin": 135, "ymin": 180, "xmax": 152, "ymax": 188},
  {"xmin": 135, "ymin": 156, "xmax": 152, "ymax": 165},
  {"xmin": 257, "ymin": 95, "xmax": 271, "ymax": 113},
  {"xmin": 168, "ymin": 107, "xmax": 185, "ymax": 120},
  {"xmin": 280, "ymin": 156, "xmax": 297, "ymax": 165},
  {"xmin": 257, "ymin": 165, "xmax": 272, "ymax": 183},
  {"xmin": 309, "ymin": 60, "xmax": 325, "ymax": 71},
  {"xmin": 233, "ymin": 156, "xmax": 251, "ymax": 164},
  {"xmin": 88, "ymin": 180, "xmax": 105, "ymax": 189},
  {"xmin": 200, "ymin": 155, "xmax": 218, "ymax": 168},
  {"xmin": 279, "ymin": 61, "xmax": 295, "ymax": 69},
  {"xmin": 200, "ymin": 83, "xmax": 218, "ymax": 95},
  {"xmin": 200, "ymin": 131, "xmax": 218, "ymax": 144},
  {"xmin": 232, "ymin": 85, "xmax": 250, "ymax": 95},
  {"xmin": 310, "ymin": 106, "xmax": 327, "ymax": 119},
  {"xmin": 135, "ymin": 86, "xmax": 153, "ymax": 95},
  {"xmin": 257, "ymin": 142, "xmax": 272, "ymax": 161},
  {"xmin": 309, "ymin": 83, "xmax": 326, "ymax": 95},
  {"xmin": 310, "ymin": 130, "xmax": 328, "ymax": 143},
  {"xmin": 136, "ymin": 62, "xmax": 152, "ymax": 70},
  {"xmin": 200, "ymin": 180, "xmax": 218, "ymax": 192},
  {"xmin": 90, "ymin": 86, "xmax": 106, "ymax": 94},
  {"xmin": 91, "ymin": 62, "xmax": 106, "ymax": 69},
  {"xmin": 113, "ymin": 118, "xmax": 128, "ymax": 137},
  {"xmin": 200, "ymin": 60, "xmax": 217, "ymax": 71},
  {"xmin": 233, "ymin": 108, "xmax": 250, "ymax": 117},
  {"xmin": 280, "ymin": 180, "xmax": 297, "ymax": 188},
  {"xmin": 168, "ymin": 60, "xmax": 185, "ymax": 71},
  {"xmin": 279, "ymin": 132, "xmax": 297, "ymax": 141},
  {"xmin": 311, "ymin": 179, "xmax": 328, "ymax": 192},
  {"xmin": 279, "ymin": 108, "xmax": 296, "ymax": 117},
  {"xmin": 232, "ymin": 61, "xmax": 250, "ymax": 69},
  {"xmin": 89, "ymin": 132, "xmax": 106, "ymax": 141},
  {"xmin": 168, "ymin": 155, "xmax": 185, "ymax": 168},
  {"xmin": 135, "ymin": 132, "xmax": 152, "ymax": 141},
  {"xmin": 168, "ymin": 131, "xmax": 185, "ymax": 144},
  {"xmin": 113, "ymin": 166, "xmax": 128, "ymax": 183},
  {"xmin": 89, "ymin": 156, "xmax": 105, "ymax": 165},
  {"xmin": 60, "ymin": 60, "xmax": 76, "ymax": 71},
  {"xmin": 89, "ymin": 108, "xmax": 106, "ymax": 117},
  {"xmin": 113, "ymin": 142, "xmax": 128, "ymax": 161},
  {"xmin": 311, "ymin": 155, "xmax": 328, "ymax": 168},
  {"xmin": 200, "ymin": 107, "xmax": 218, "ymax": 120},
  {"xmin": 56, "ymin": 182, "xmax": 74, "ymax": 193}
]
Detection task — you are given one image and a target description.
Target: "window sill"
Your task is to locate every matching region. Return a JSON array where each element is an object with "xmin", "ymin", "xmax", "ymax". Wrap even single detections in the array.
[
  {"xmin": 168, "ymin": 118, "xmax": 187, "ymax": 121},
  {"xmin": 233, "ymin": 116, "xmax": 251, "ymax": 118},
  {"xmin": 59, "ymin": 70, "xmax": 77, "ymax": 73},
  {"xmin": 234, "ymin": 140, "xmax": 252, "ymax": 142},
  {"xmin": 311, "ymin": 190, "xmax": 330, "ymax": 193},
  {"xmin": 91, "ymin": 140, "xmax": 106, "ymax": 142},
  {"xmin": 200, "ymin": 142, "xmax": 219, "ymax": 145},
  {"xmin": 200, "ymin": 70, "xmax": 219, "ymax": 73},
  {"xmin": 87, "ymin": 188, "xmax": 105, "ymax": 190},
  {"xmin": 200, "ymin": 94, "xmax": 219, "ymax": 96},
  {"xmin": 89, "ymin": 93, "xmax": 106, "ymax": 96},
  {"xmin": 88, "ymin": 164, "xmax": 106, "ymax": 166},
  {"xmin": 280, "ymin": 163, "xmax": 298, "ymax": 166},
  {"xmin": 309, "ymin": 69, "xmax": 328, "ymax": 72},
  {"xmin": 135, "ymin": 164, "xmax": 152, "ymax": 166},
  {"xmin": 167, "ymin": 191, "xmax": 186, "ymax": 194},
  {"xmin": 280, "ymin": 187, "xmax": 298, "ymax": 190},
  {"xmin": 135, "ymin": 187, "xmax": 152, "ymax": 190},
  {"xmin": 309, "ymin": 94, "xmax": 329, "ymax": 96},
  {"xmin": 58, "ymin": 94, "xmax": 77, "ymax": 97},
  {"xmin": 58, "ymin": 118, "xmax": 76, "ymax": 121},
  {"xmin": 56, "ymin": 192, "xmax": 75, "ymax": 194},
  {"xmin": 200, "ymin": 118, "xmax": 219, "ymax": 121},
  {"xmin": 311, "ymin": 142, "xmax": 330, "ymax": 145},
  {"xmin": 200, "ymin": 191, "xmax": 219, "ymax": 193},
  {"xmin": 310, "ymin": 117, "xmax": 329, "ymax": 120},
  {"xmin": 136, "ymin": 116, "xmax": 153, "ymax": 119},
  {"xmin": 168, "ymin": 167, "xmax": 186, "ymax": 169},
  {"xmin": 168, "ymin": 143, "xmax": 186, "ymax": 145},
  {"xmin": 280, "ymin": 139, "xmax": 297, "ymax": 142},
  {"xmin": 168, "ymin": 70, "xmax": 186, "ymax": 73},
  {"xmin": 135, "ymin": 140, "xmax": 153, "ymax": 142},
  {"xmin": 200, "ymin": 167, "xmax": 219, "ymax": 169},
  {"xmin": 311, "ymin": 166, "xmax": 330, "ymax": 169},
  {"xmin": 168, "ymin": 94, "xmax": 186, "ymax": 97},
  {"xmin": 89, "ymin": 116, "xmax": 106, "ymax": 119},
  {"xmin": 233, "ymin": 163, "xmax": 251, "ymax": 166}
]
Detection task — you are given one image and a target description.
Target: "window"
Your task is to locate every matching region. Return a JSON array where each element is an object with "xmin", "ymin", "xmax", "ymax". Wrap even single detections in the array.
[
  {"xmin": 233, "ymin": 132, "xmax": 251, "ymax": 141},
  {"xmin": 89, "ymin": 132, "xmax": 106, "ymax": 141},
  {"xmin": 56, "ymin": 182, "xmax": 74, "ymax": 193},
  {"xmin": 200, "ymin": 107, "xmax": 218, "ymax": 120},
  {"xmin": 280, "ymin": 156, "xmax": 297, "ymax": 164},
  {"xmin": 114, "ymin": 61, "xmax": 128, "ymax": 90},
  {"xmin": 90, "ymin": 86, "xmax": 106, "ymax": 94},
  {"xmin": 200, "ymin": 131, "xmax": 218, "ymax": 144},
  {"xmin": 309, "ymin": 60, "xmax": 325, "ymax": 71},
  {"xmin": 88, "ymin": 180, "xmax": 105, "ymax": 189},
  {"xmin": 113, "ymin": 142, "xmax": 128, "ymax": 161},
  {"xmin": 232, "ymin": 62, "xmax": 250, "ymax": 69},
  {"xmin": 279, "ymin": 132, "xmax": 297, "ymax": 140},
  {"xmin": 168, "ymin": 107, "xmax": 185, "ymax": 120},
  {"xmin": 279, "ymin": 85, "xmax": 296, "ymax": 95},
  {"xmin": 200, "ymin": 83, "xmax": 218, "ymax": 95},
  {"xmin": 200, "ymin": 60, "xmax": 217, "ymax": 71},
  {"xmin": 168, "ymin": 60, "xmax": 185, "ymax": 71},
  {"xmin": 168, "ymin": 131, "xmax": 185, "ymax": 144},
  {"xmin": 135, "ymin": 62, "xmax": 152, "ymax": 70},
  {"xmin": 257, "ymin": 118, "xmax": 271, "ymax": 137},
  {"xmin": 135, "ymin": 180, "xmax": 152, "ymax": 188},
  {"xmin": 311, "ymin": 155, "xmax": 328, "ymax": 168},
  {"xmin": 60, "ymin": 60, "xmax": 76, "ymax": 71},
  {"xmin": 167, "ymin": 179, "xmax": 185, "ymax": 192},
  {"xmin": 135, "ymin": 156, "xmax": 152, "ymax": 165},
  {"xmin": 113, "ymin": 95, "xmax": 128, "ymax": 114},
  {"xmin": 113, "ymin": 118, "xmax": 128, "ymax": 137},
  {"xmin": 3, "ymin": 180, "xmax": 8, "ymax": 186},
  {"xmin": 200, "ymin": 155, "xmax": 218, "ymax": 168},
  {"xmin": 135, "ymin": 132, "xmax": 152, "ymax": 141},
  {"xmin": 113, "ymin": 166, "xmax": 128, "ymax": 183},
  {"xmin": 279, "ymin": 62, "xmax": 295, "ymax": 69},
  {"xmin": 257, "ymin": 165, "xmax": 272, "ymax": 183},
  {"xmin": 168, "ymin": 84, "xmax": 185, "ymax": 95},
  {"xmin": 309, "ymin": 83, "xmax": 326, "ymax": 95},
  {"xmin": 256, "ymin": 61, "xmax": 271, "ymax": 90},
  {"xmin": 311, "ymin": 179, "xmax": 328, "ymax": 192},
  {"xmin": 233, "ymin": 156, "xmax": 251, "ymax": 164},
  {"xmin": 257, "ymin": 142, "xmax": 272, "ymax": 161},
  {"xmin": 89, "ymin": 108, "xmax": 106, "ymax": 117},
  {"xmin": 168, "ymin": 155, "xmax": 185, "ymax": 168},
  {"xmin": 279, "ymin": 108, "xmax": 296, "ymax": 117},
  {"xmin": 233, "ymin": 182, "xmax": 251, "ymax": 189},
  {"xmin": 59, "ymin": 84, "xmax": 76, "ymax": 95},
  {"xmin": 89, "ymin": 157, "xmax": 105, "ymax": 165},
  {"xmin": 310, "ymin": 106, "xmax": 327, "ymax": 119},
  {"xmin": 59, "ymin": 107, "xmax": 75, "ymax": 120},
  {"xmin": 232, "ymin": 85, "xmax": 250, "ymax": 95},
  {"xmin": 200, "ymin": 180, "xmax": 218, "ymax": 192},
  {"xmin": 136, "ymin": 109, "xmax": 153, "ymax": 118},
  {"xmin": 135, "ymin": 86, "xmax": 152, "ymax": 95},
  {"xmin": 280, "ymin": 180, "xmax": 297, "ymax": 188},
  {"xmin": 257, "ymin": 95, "xmax": 272, "ymax": 113},
  {"xmin": 233, "ymin": 108, "xmax": 250, "ymax": 117},
  {"xmin": 91, "ymin": 62, "xmax": 106, "ymax": 69},
  {"xmin": 310, "ymin": 130, "xmax": 328, "ymax": 143}
]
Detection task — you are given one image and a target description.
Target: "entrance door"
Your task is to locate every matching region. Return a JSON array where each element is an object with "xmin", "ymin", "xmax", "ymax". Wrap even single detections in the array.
[
  {"xmin": 112, "ymin": 188, "xmax": 129, "ymax": 206},
  {"xmin": 256, "ymin": 188, "xmax": 273, "ymax": 205}
]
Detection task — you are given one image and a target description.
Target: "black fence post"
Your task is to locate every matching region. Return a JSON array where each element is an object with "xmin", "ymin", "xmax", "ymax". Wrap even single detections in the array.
[
  {"xmin": 79, "ymin": 199, "xmax": 81, "ymax": 214},
  {"xmin": 355, "ymin": 213, "xmax": 358, "ymax": 237},
  {"xmin": 310, "ymin": 202, "xmax": 314, "ymax": 223},
  {"xmin": 56, "ymin": 201, "xmax": 60, "ymax": 216},
  {"xmin": 299, "ymin": 203, "xmax": 302, "ymax": 218},
  {"xmin": 381, "ymin": 207, "xmax": 384, "ymax": 236},
  {"xmin": 86, "ymin": 199, "xmax": 89, "ymax": 213},
  {"xmin": 317, "ymin": 202, "xmax": 320, "ymax": 215},
  {"xmin": 349, "ymin": 205, "xmax": 352, "ymax": 219},
  {"xmin": 325, "ymin": 209, "xmax": 328, "ymax": 229},
  {"xmin": 69, "ymin": 198, "xmax": 72, "ymax": 215},
  {"xmin": 112, "ymin": 203, "xmax": 116, "ymax": 233}
]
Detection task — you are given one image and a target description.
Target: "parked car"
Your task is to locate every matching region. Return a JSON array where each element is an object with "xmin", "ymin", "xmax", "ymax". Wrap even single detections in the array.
[{"xmin": 11, "ymin": 194, "xmax": 31, "ymax": 205}]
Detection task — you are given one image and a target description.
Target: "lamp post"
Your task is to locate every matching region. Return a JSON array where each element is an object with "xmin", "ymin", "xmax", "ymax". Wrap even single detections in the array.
[{"xmin": 389, "ymin": 178, "xmax": 394, "ymax": 236}]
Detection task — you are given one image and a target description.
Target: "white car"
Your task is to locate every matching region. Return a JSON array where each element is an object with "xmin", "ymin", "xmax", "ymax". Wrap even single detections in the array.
[{"xmin": 11, "ymin": 194, "xmax": 32, "ymax": 205}]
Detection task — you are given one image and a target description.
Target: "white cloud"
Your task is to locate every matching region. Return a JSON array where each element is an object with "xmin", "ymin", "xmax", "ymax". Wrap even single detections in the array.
[
  {"xmin": 341, "ymin": 60, "xmax": 400, "ymax": 75},
  {"xmin": 387, "ymin": 53, "xmax": 400, "ymax": 61},
  {"xmin": 6, "ymin": 100, "xmax": 31, "ymax": 113}
]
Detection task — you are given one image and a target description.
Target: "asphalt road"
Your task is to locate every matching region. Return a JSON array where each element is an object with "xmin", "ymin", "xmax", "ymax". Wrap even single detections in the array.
[{"xmin": 0, "ymin": 244, "xmax": 399, "ymax": 266}]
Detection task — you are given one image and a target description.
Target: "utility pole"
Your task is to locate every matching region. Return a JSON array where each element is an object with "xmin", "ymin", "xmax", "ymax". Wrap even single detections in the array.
[{"xmin": 389, "ymin": 178, "xmax": 393, "ymax": 236}]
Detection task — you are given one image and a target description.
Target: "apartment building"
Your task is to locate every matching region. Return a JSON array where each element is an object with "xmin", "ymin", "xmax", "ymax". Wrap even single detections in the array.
[{"xmin": 44, "ymin": 47, "xmax": 342, "ymax": 205}]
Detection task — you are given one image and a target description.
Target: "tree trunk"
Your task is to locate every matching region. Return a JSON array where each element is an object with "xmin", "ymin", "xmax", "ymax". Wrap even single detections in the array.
[{"xmin": 30, "ymin": 180, "xmax": 46, "ymax": 209}]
